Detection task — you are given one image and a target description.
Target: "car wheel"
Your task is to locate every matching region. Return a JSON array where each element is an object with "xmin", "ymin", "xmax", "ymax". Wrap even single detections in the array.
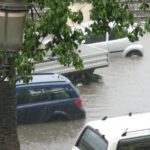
[
  {"xmin": 68, "ymin": 68, "xmax": 95, "ymax": 85},
  {"xmin": 126, "ymin": 50, "xmax": 143, "ymax": 57},
  {"xmin": 48, "ymin": 114, "xmax": 70, "ymax": 122}
]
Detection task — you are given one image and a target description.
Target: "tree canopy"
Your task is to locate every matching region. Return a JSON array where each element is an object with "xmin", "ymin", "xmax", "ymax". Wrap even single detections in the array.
[{"xmin": 1, "ymin": 0, "xmax": 150, "ymax": 83}]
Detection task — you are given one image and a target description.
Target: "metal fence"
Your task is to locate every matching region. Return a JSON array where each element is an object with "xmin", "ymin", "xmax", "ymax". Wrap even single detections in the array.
[{"xmin": 119, "ymin": 0, "xmax": 150, "ymax": 21}]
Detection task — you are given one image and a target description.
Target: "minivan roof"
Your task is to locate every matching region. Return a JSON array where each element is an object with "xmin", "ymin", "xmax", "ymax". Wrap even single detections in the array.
[
  {"xmin": 86, "ymin": 112, "xmax": 150, "ymax": 150},
  {"xmin": 16, "ymin": 74, "xmax": 70, "ymax": 85}
]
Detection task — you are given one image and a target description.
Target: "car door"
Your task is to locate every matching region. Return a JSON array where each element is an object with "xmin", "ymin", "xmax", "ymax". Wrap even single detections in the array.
[
  {"xmin": 16, "ymin": 85, "xmax": 49, "ymax": 124},
  {"xmin": 84, "ymin": 33, "xmax": 109, "ymax": 51},
  {"xmin": 107, "ymin": 30, "xmax": 130, "ymax": 53},
  {"xmin": 43, "ymin": 84, "xmax": 76, "ymax": 120}
]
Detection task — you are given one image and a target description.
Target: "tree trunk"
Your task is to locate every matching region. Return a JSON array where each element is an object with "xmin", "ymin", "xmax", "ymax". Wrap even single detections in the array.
[{"xmin": 0, "ymin": 81, "xmax": 20, "ymax": 150}]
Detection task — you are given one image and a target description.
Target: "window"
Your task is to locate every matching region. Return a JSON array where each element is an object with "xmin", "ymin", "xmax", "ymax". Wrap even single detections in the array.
[
  {"xmin": 109, "ymin": 30, "xmax": 116, "ymax": 40},
  {"xmin": 46, "ymin": 88, "xmax": 71, "ymax": 101},
  {"xmin": 84, "ymin": 34, "xmax": 106, "ymax": 44},
  {"xmin": 17, "ymin": 87, "xmax": 48, "ymax": 105},
  {"xmin": 76, "ymin": 127, "xmax": 108, "ymax": 150},
  {"xmin": 17, "ymin": 88, "xmax": 30, "ymax": 105},
  {"xmin": 109, "ymin": 29, "xmax": 127, "ymax": 41},
  {"xmin": 117, "ymin": 135, "xmax": 150, "ymax": 150},
  {"xmin": 28, "ymin": 88, "xmax": 48, "ymax": 103}
]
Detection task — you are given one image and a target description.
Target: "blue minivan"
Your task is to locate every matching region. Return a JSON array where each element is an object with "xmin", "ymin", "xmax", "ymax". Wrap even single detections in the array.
[{"xmin": 16, "ymin": 74, "xmax": 86, "ymax": 124}]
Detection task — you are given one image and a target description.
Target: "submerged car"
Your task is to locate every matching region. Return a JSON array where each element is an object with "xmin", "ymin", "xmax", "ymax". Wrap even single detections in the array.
[
  {"xmin": 75, "ymin": 21, "xmax": 144, "ymax": 57},
  {"xmin": 16, "ymin": 73, "xmax": 86, "ymax": 124},
  {"xmin": 84, "ymin": 30, "xmax": 144, "ymax": 57},
  {"xmin": 72, "ymin": 112, "xmax": 150, "ymax": 150}
]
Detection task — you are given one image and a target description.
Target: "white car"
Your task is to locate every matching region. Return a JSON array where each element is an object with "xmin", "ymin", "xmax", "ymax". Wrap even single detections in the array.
[
  {"xmin": 75, "ymin": 21, "xmax": 144, "ymax": 57},
  {"xmin": 84, "ymin": 30, "xmax": 144, "ymax": 57},
  {"xmin": 72, "ymin": 112, "xmax": 150, "ymax": 150}
]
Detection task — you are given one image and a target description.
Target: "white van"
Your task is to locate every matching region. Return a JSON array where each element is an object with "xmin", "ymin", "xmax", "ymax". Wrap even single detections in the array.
[{"xmin": 72, "ymin": 112, "xmax": 150, "ymax": 150}]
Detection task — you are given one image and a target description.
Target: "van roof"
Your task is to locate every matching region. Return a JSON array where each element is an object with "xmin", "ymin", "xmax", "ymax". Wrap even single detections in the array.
[
  {"xmin": 86, "ymin": 112, "xmax": 150, "ymax": 150},
  {"xmin": 16, "ymin": 74, "xmax": 70, "ymax": 85}
]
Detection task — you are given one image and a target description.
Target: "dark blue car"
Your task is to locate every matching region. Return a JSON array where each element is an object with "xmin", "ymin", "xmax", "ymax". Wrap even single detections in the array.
[{"xmin": 16, "ymin": 74, "xmax": 86, "ymax": 124}]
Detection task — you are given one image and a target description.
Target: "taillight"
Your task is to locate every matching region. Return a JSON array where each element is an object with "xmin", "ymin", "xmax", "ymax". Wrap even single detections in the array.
[{"xmin": 74, "ymin": 98, "xmax": 83, "ymax": 108}]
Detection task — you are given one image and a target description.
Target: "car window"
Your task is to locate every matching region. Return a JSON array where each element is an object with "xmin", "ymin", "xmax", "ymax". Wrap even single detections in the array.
[
  {"xmin": 28, "ymin": 88, "xmax": 48, "ymax": 103},
  {"xmin": 109, "ymin": 29, "xmax": 127, "ymax": 41},
  {"xmin": 109, "ymin": 30, "xmax": 116, "ymax": 40},
  {"xmin": 117, "ymin": 135, "xmax": 150, "ymax": 150},
  {"xmin": 17, "ymin": 87, "xmax": 48, "ymax": 105},
  {"xmin": 46, "ymin": 87, "xmax": 71, "ymax": 101},
  {"xmin": 76, "ymin": 127, "xmax": 108, "ymax": 150},
  {"xmin": 84, "ymin": 34, "xmax": 106, "ymax": 44},
  {"xmin": 17, "ymin": 88, "xmax": 30, "ymax": 105}
]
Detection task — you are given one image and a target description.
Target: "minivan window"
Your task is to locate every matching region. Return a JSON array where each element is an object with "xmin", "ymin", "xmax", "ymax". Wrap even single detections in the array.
[
  {"xmin": 17, "ymin": 87, "xmax": 48, "ymax": 105},
  {"xmin": 117, "ymin": 135, "xmax": 150, "ymax": 150},
  {"xmin": 16, "ymin": 84, "xmax": 75, "ymax": 105},
  {"xmin": 28, "ymin": 88, "xmax": 47, "ymax": 103},
  {"xmin": 46, "ymin": 88, "xmax": 71, "ymax": 100},
  {"xmin": 17, "ymin": 88, "xmax": 30, "ymax": 105},
  {"xmin": 76, "ymin": 127, "xmax": 108, "ymax": 150}
]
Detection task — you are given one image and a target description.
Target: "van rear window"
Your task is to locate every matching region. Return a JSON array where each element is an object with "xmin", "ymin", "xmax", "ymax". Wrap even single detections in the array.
[
  {"xmin": 76, "ymin": 127, "xmax": 108, "ymax": 150},
  {"xmin": 17, "ymin": 86, "xmax": 73, "ymax": 105},
  {"xmin": 46, "ymin": 88, "xmax": 71, "ymax": 100}
]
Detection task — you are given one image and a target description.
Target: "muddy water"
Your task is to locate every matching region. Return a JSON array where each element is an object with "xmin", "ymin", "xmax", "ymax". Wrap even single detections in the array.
[{"xmin": 18, "ymin": 34, "xmax": 150, "ymax": 150}]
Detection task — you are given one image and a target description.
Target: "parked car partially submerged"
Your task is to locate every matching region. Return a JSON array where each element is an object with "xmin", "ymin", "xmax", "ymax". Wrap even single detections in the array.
[
  {"xmin": 16, "ymin": 73, "xmax": 86, "ymax": 124},
  {"xmin": 84, "ymin": 31, "xmax": 144, "ymax": 57},
  {"xmin": 72, "ymin": 112, "xmax": 150, "ymax": 150},
  {"xmin": 75, "ymin": 21, "xmax": 144, "ymax": 57}
]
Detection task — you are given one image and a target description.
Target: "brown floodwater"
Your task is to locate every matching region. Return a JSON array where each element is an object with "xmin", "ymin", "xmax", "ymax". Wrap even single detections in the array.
[{"xmin": 18, "ymin": 34, "xmax": 150, "ymax": 150}]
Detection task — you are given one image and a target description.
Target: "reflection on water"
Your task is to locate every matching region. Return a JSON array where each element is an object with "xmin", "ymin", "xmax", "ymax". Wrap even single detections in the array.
[{"xmin": 18, "ymin": 34, "xmax": 150, "ymax": 150}]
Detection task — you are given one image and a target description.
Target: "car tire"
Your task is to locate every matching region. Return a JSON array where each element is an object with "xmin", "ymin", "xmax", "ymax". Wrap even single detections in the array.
[
  {"xmin": 49, "ymin": 114, "xmax": 70, "ymax": 122},
  {"xmin": 70, "ymin": 70, "xmax": 94, "ymax": 85},
  {"xmin": 126, "ymin": 50, "xmax": 143, "ymax": 57}
]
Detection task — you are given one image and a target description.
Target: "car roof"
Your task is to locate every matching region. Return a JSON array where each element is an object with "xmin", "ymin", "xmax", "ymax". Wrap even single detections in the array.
[
  {"xmin": 16, "ymin": 73, "xmax": 71, "ymax": 85},
  {"xmin": 86, "ymin": 112, "xmax": 150, "ymax": 150}
]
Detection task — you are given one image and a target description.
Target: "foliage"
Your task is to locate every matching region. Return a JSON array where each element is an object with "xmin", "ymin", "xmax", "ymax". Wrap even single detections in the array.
[
  {"xmin": 13, "ymin": 0, "xmax": 85, "ymax": 83},
  {"xmin": 4, "ymin": 0, "xmax": 150, "ymax": 83}
]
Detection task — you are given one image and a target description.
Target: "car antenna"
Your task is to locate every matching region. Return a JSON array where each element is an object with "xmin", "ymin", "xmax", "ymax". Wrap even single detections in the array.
[
  {"xmin": 58, "ymin": 73, "xmax": 60, "ymax": 78},
  {"xmin": 102, "ymin": 116, "xmax": 108, "ymax": 120},
  {"xmin": 129, "ymin": 112, "xmax": 132, "ymax": 116},
  {"xmin": 122, "ymin": 128, "xmax": 128, "ymax": 136},
  {"xmin": 58, "ymin": 69, "xmax": 61, "ymax": 79}
]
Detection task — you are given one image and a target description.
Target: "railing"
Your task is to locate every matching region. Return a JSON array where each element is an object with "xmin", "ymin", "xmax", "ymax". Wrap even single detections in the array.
[{"xmin": 119, "ymin": 0, "xmax": 150, "ymax": 21}]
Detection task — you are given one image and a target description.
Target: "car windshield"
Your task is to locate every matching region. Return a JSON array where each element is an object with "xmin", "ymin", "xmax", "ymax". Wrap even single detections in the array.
[
  {"xmin": 117, "ymin": 135, "xmax": 150, "ymax": 150},
  {"xmin": 76, "ymin": 127, "xmax": 108, "ymax": 150}
]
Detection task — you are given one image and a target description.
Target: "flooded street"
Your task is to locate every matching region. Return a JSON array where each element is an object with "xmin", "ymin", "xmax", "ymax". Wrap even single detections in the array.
[{"xmin": 18, "ymin": 34, "xmax": 150, "ymax": 150}]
